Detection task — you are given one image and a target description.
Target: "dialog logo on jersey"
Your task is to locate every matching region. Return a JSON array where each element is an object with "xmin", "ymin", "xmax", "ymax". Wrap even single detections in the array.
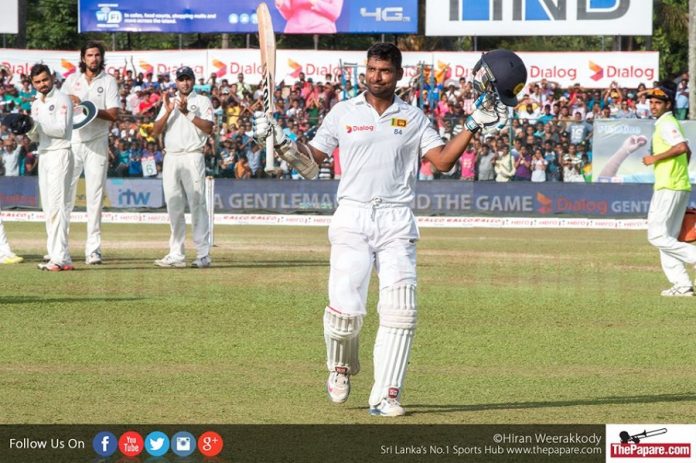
[
  {"xmin": 198, "ymin": 431, "xmax": 224, "ymax": 457},
  {"xmin": 92, "ymin": 431, "xmax": 117, "ymax": 458},
  {"xmin": 144, "ymin": 431, "xmax": 170, "ymax": 457},
  {"xmin": 345, "ymin": 125, "xmax": 375, "ymax": 134}
]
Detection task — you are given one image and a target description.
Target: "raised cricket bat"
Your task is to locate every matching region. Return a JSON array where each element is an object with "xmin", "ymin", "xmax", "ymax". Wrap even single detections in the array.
[{"xmin": 257, "ymin": 2, "xmax": 276, "ymax": 174}]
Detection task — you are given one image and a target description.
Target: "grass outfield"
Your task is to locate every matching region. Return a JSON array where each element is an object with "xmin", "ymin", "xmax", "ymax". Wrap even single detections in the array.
[{"xmin": 0, "ymin": 221, "xmax": 695, "ymax": 424}]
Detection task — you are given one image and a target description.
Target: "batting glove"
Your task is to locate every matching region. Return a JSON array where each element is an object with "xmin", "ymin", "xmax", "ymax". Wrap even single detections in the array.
[
  {"xmin": 252, "ymin": 111, "xmax": 285, "ymax": 146},
  {"xmin": 465, "ymin": 94, "xmax": 509, "ymax": 133}
]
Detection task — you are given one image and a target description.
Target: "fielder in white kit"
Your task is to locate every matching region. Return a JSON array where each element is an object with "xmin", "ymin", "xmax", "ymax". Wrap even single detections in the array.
[
  {"xmin": 152, "ymin": 66, "xmax": 213, "ymax": 268},
  {"xmin": 0, "ymin": 217, "xmax": 23, "ymax": 264},
  {"xmin": 30, "ymin": 63, "xmax": 75, "ymax": 271},
  {"xmin": 63, "ymin": 40, "xmax": 120, "ymax": 265},
  {"xmin": 254, "ymin": 44, "xmax": 527, "ymax": 415}
]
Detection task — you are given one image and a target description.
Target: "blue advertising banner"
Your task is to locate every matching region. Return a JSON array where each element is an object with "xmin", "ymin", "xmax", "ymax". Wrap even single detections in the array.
[
  {"xmin": 105, "ymin": 178, "xmax": 164, "ymax": 209},
  {"xmin": 6, "ymin": 177, "xmax": 696, "ymax": 217},
  {"xmin": 211, "ymin": 180, "xmax": 664, "ymax": 217},
  {"xmin": 78, "ymin": 0, "xmax": 418, "ymax": 34},
  {"xmin": 0, "ymin": 177, "xmax": 39, "ymax": 208}
]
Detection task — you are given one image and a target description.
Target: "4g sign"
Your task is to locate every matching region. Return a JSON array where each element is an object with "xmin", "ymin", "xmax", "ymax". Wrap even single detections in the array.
[
  {"xmin": 359, "ymin": 7, "xmax": 411, "ymax": 22},
  {"xmin": 425, "ymin": 0, "xmax": 652, "ymax": 36}
]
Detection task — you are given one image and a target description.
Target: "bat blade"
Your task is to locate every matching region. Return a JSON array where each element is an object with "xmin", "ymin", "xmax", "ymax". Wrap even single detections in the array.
[{"xmin": 257, "ymin": 2, "xmax": 277, "ymax": 173}]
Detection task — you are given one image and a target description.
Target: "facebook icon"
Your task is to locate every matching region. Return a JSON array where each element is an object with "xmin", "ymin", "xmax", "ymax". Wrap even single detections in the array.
[{"xmin": 93, "ymin": 431, "xmax": 118, "ymax": 457}]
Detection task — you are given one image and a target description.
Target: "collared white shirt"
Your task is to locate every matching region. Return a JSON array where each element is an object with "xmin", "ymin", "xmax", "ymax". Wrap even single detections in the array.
[
  {"xmin": 156, "ymin": 91, "xmax": 214, "ymax": 153},
  {"xmin": 31, "ymin": 87, "xmax": 72, "ymax": 152},
  {"xmin": 2, "ymin": 147, "xmax": 21, "ymax": 176},
  {"xmin": 62, "ymin": 70, "xmax": 119, "ymax": 142},
  {"xmin": 310, "ymin": 92, "xmax": 443, "ymax": 204}
]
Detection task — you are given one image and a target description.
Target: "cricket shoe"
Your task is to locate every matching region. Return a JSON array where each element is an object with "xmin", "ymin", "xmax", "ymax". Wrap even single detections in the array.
[
  {"xmin": 0, "ymin": 253, "xmax": 24, "ymax": 264},
  {"xmin": 86, "ymin": 251, "xmax": 102, "ymax": 265},
  {"xmin": 42, "ymin": 254, "xmax": 50, "ymax": 262},
  {"xmin": 154, "ymin": 255, "xmax": 186, "ymax": 268},
  {"xmin": 37, "ymin": 262, "xmax": 75, "ymax": 272},
  {"xmin": 661, "ymin": 285, "xmax": 695, "ymax": 297},
  {"xmin": 327, "ymin": 367, "xmax": 350, "ymax": 403},
  {"xmin": 369, "ymin": 388, "xmax": 406, "ymax": 417},
  {"xmin": 191, "ymin": 255, "xmax": 212, "ymax": 268}
]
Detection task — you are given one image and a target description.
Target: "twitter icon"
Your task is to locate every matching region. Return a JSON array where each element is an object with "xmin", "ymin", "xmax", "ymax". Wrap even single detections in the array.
[{"xmin": 144, "ymin": 431, "xmax": 170, "ymax": 457}]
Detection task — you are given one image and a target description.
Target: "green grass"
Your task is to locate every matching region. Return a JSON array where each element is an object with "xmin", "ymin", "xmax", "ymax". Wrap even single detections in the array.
[{"xmin": 0, "ymin": 222, "xmax": 695, "ymax": 424}]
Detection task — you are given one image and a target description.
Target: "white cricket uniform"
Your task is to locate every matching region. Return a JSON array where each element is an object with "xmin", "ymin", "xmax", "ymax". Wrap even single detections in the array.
[
  {"xmin": 63, "ymin": 70, "xmax": 120, "ymax": 257},
  {"xmin": 311, "ymin": 92, "xmax": 443, "ymax": 408},
  {"xmin": 157, "ymin": 91, "xmax": 213, "ymax": 259},
  {"xmin": 32, "ymin": 87, "xmax": 74, "ymax": 265},
  {"xmin": 0, "ymin": 212, "xmax": 14, "ymax": 257},
  {"xmin": 310, "ymin": 93, "xmax": 443, "ymax": 315}
]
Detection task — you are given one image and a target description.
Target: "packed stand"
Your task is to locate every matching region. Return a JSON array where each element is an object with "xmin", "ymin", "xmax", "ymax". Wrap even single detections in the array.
[{"xmin": 0, "ymin": 64, "xmax": 690, "ymax": 182}]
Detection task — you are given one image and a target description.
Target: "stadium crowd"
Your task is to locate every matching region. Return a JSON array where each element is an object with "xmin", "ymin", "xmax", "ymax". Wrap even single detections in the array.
[{"xmin": 0, "ymin": 64, "xmax": 690, "ymax": 182}]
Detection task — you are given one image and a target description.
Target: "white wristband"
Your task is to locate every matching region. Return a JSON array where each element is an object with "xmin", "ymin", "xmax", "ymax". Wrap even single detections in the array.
[{"xmin": 186, "ymin": 112, "xmax": 196, "ymax": 122}]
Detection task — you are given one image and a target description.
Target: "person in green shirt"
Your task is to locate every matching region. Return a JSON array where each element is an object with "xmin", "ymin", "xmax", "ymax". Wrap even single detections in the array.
[{"xmin": 642, "ymin": 80, "xmax": 696, "ymax": 296}]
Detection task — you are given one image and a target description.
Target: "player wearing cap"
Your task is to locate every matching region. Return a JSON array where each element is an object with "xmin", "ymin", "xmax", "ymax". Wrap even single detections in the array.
[
  {"xmin": 62, "ymin": 40, "xmax": 120, "ymax": 265},
  {"xmin": 30, "ymin": 63, "xmax": 74, "ymax": 271},
  {"xmin": 642, "ymin": 80, "xmax": 696, "ymax": 296},
  {"xmin": 152, "ymin": 66, "xmax": 214, "ymax": 268},
  {"xmin": 254, "ymin": 44, "xmax": 526, "ymax": 416}
]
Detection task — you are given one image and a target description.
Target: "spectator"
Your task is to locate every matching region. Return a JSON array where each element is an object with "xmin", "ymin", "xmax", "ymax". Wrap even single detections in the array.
[
  {"xmin": 513, "ymin": 144, "xmax": 532, "ymax": 181},
  {"xmin": 530, "ymin": 147, "xmax": 547, "ymax": 182},
  {"xmin": 235, "ymin": 155, "xmax": 251, "ymax": 179},
  {"xmin": 459, "ymin": 145, "xmax": 476, "ymax": 181},
  {"xmin": 494, "ymin": 145, "xmax": 514, "ymax": 182},
  {"xmin": 675, "ymin": 79, "xmax": 689, "ymax": 120},
  {"xmin": 567, "ymin": 111, "xmax": 593, "ymax": 145},
  {"xmin": 1, "ymin": 136, "xmax": 21, "ymax": 176}
]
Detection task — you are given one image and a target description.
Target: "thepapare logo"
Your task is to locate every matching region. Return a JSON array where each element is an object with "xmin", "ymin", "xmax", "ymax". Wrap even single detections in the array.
[
  {"xmin": 287, "ymin": 59, "xmax": 302, "ymax": 79},
  {"xmin": 536, "ymin": 192, "xmax": 552, "ymax": 214},
  {"xmin": 453, "ymin": 0, "xmax": 631, "ymax": 21},
  {"xmin": 589, "ymin": 61, "xmax": 603, "ymax": 80},
  {"xmin": 346, "ymin": 125, "xmax": 375, "ymax": 134}
]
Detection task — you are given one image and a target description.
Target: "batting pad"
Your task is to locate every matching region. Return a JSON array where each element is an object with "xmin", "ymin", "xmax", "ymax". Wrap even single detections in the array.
[
  {"xmin": 369, "ymin": 285, "xmax": 417, "ymax": 407},
  {"xmin": 324, "ymin": 307, "xmax": 363, "ymax": 375}
]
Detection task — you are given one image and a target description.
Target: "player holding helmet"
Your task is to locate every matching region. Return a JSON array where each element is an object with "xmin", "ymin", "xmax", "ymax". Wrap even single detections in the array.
[{"xmin": 254, "ymin": 44, "xmax": 526, "ymax": 416}]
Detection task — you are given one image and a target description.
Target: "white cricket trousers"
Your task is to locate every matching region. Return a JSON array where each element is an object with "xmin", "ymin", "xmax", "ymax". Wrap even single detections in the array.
[
  {"xmin": 162, "ymin": 152, "xmax": 210, "ymax": 259},
  {"xmin": 0, "ymin": 211, "xmax": 13, "ymax": 256},
  {"xmin": 328, "ymin": 200, "xmax": 418, "ymax": 315},
  {"xmin": 647, "ymin": 188, "xmax": 696, "ymax": 287},
  {"xmin": 39, "ymin": 148, "xmax": 74, "ymax": 265},
  {"xmin": 69, "ymin": 137, "xmax": 108, "ymax": 256}
]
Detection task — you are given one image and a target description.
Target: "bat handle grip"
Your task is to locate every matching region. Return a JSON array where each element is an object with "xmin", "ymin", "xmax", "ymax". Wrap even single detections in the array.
[{"xmin": 265, "ymin": 130, "xmax": 275, "ymax": 174}]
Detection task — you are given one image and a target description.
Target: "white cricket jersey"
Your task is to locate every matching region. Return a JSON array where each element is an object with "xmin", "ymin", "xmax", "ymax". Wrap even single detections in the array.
[
  {"xmin": 310, "ymin": 93, "xmax": 443, "ymax": 204},
  {"xmin": 31, "ymin": 87, "xmax": 73, "ymax": 153},
  {"xmin": 62, "ymin": 71, "xmax": 120, "ymax": 142},
  {"xmin": 157, "ymin": 91, "xmax": 214, "ymax": 153}
]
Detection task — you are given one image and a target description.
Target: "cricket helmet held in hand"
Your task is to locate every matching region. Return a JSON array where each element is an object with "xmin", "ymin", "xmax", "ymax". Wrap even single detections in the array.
[
  {"xmin": 472, "ymin": 49, "xmax": 527, "ymax": 106},
  {"xmin": 2, "ymin": 113, "xmax": 34, "ymax": 135}
]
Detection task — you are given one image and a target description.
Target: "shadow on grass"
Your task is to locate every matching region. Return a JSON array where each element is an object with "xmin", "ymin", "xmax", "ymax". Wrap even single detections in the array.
[
  {"xmin": 0, "ymin": 296, "xmax": 143, "ymax": 305},
  {"xmin": 54, "ymin": 260, "xmax": 329, "ymax": 270},
  {"xmin": 401, "ymin": 393, "xmax": 696, "ymax": 415}
]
